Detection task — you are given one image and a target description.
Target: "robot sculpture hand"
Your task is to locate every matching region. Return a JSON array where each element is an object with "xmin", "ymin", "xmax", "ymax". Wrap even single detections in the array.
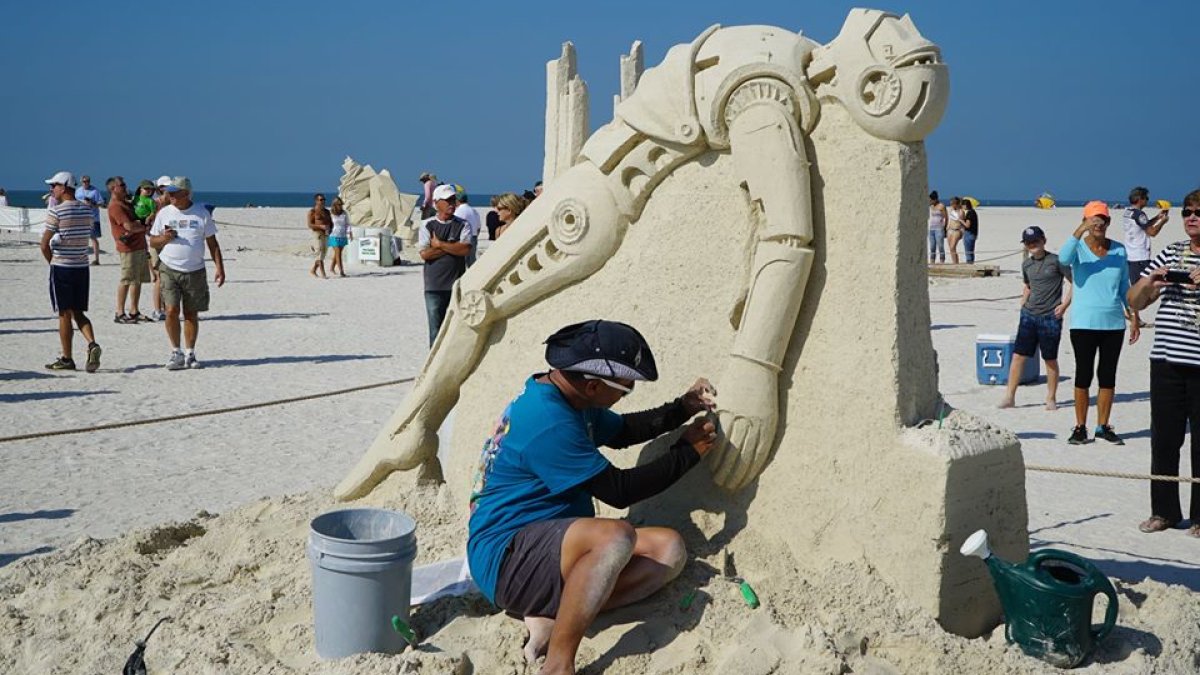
[{"xmin": 335, "ymin": 10, "xmax": 947, "ymax": 500}]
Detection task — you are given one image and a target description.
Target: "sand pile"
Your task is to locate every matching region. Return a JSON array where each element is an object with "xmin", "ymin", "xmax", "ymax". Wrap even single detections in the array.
[{"xmin": 2, "ymin": 470, "xmax": 1196, "ymax": 674}]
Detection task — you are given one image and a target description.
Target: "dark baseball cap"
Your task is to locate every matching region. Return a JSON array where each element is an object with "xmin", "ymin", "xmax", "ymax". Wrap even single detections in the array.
[
  {"xmin": 1021, "ymin": 225, "xmax": 1046, "ymax": 243},
  {"xmin": 544, "ymin": 320, "xmax": 658, "ymax": 381}
]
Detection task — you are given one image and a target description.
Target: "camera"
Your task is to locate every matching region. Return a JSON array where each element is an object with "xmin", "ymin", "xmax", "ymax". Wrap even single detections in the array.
[{"xmin": 1165, "ymin": 269, "xmax": 1194, "ymax": 284}]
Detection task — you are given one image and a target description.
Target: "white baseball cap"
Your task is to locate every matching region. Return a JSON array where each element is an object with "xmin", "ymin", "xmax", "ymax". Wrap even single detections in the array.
[
  {"xmin": 44, "ymin": 171, "xmax": 76, "ymax": 188},
  {"xmin": 432, "ymin": 184, "xmax": 458, "ymax": 202},
  {"xmin": 155, "ymin": 175, "xmax": 172, "ymax": 188}
]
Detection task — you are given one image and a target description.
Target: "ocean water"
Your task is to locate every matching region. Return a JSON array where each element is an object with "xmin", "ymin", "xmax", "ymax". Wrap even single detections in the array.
[
  {"xmin": 0, "ymin": 190, "xmax": 503, "ymax": 209},
  {"xmin": 0, "ymin": 189, "xmax": 1098, "ymax": 210}
]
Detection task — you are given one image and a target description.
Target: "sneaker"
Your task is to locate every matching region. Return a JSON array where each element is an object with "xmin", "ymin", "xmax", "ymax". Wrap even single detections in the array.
[
  {"xmin": 150, "ymin": 310, "xmax": 166, "ymax": 321},
  {"xmin": 45, "ymin": 356, "xmax": 76, "ymax": 371},
  {"xmin": 1095, "ymin": 425, "xmax": 1125, "ymax": 445},
  {"xmin": 85, "ymin": 342, "xmax": 102, "ymax": 373},
  {"xmin": 166, "ymin": 350, "xmax": 186, "ymax": 371},
  {"xmin": 185, "ymin": 353, "xmax": 201, "ymax": 369},
  {"xmin": 1067, "ymin": 425, "xmax": 1089, "ymax": 445}
]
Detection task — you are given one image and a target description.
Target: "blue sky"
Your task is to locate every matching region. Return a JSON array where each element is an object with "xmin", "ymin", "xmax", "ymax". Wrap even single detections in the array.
[{"xmin": 1, "ymin": 1, "xmax": 1195, "ymax": 202}]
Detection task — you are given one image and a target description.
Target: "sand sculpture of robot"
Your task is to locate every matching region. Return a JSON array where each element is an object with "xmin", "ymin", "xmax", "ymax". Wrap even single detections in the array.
[{"xmin": 337, "ymin": 9, "xmax": 1029, "ymax": 637}]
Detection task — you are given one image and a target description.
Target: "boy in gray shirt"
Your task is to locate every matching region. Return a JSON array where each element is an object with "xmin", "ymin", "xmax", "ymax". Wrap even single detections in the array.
[{"xmin": 999, "ymin": 226, "xmax": 1073, "ymax": 410}]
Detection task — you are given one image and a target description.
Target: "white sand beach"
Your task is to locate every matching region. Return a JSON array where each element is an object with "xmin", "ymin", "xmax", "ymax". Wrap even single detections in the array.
[{"xmin": 0, "ymin": 206, "xmax": 1197, "ymax": 673}]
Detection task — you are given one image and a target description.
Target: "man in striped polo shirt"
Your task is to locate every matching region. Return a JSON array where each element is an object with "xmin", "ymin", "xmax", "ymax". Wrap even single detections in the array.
[{"xmin": 38, "ymin": 171, "xmax": 102, "ymax": 372}]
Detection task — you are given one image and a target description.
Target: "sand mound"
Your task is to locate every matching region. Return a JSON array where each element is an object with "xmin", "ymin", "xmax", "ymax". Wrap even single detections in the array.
[{"xmin": 2, "ymin": 472, "xmax": 1196, "ymax": 674}]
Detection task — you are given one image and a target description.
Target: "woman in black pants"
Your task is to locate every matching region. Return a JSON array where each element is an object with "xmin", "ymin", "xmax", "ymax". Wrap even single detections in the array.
[
  {"xmin": 1127, "ymin": 188, "xmax": 1200, "ymax": 537},
  {"xmin": 1059, "ymin": 201, "xmax": 1141, "ymax": 445}
]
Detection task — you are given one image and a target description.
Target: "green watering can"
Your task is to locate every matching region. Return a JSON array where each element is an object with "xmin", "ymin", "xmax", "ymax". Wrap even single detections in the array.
[{"xmin": 960, "ymin": 530, "xmax": 1118, "ymax": 668}]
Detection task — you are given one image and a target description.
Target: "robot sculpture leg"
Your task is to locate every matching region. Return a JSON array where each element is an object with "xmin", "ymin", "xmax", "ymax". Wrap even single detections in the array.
[{"xmin": 336, "ymin": 163, "xmax": 626, "ymax": 500}]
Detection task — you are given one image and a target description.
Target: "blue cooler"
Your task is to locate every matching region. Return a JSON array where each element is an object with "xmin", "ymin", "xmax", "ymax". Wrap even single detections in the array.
[{"xmin": 976, "ymin": 333, "xmax": 1040, "ymax": 385}]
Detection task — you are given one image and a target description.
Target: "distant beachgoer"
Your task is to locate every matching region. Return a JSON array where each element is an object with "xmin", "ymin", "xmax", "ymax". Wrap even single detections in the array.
[
  {"xmin": 493, "ymin": 192, "xmax": 528, "ymax": 239},
  {"xmin": 946, "ymin": 196, "xmax": 964, "ymax": 264},
  {"xmin": 145, "ymin": 176, "xmax": 175, "ymax": 321},
  {"xmin": 1127, "ymin": 188, "xmax": 1200, "ymax": 537},
  {"xmin": 106, "ymin": 177, "xmax": 150, "ymax": 323},
  {"xmin": 486, "ymin": 195, "xmax": 502, "ymax": 242},
  {"xmin": 75, "ymin": 175, "xmax": 105, "ymax": 266},
  {"xmin": 307, "ymin": 193, "xmax": 332, "ymax": 279},
  {"xmin": 1059, "ymin": 201, "xmax": 1139, "ymax": 445},
  {"xmin": 961, "ymin": 199, "xmax": 979, "ymax": 263},
  {"xmin": 0, "ymin": 188, "xmax": 8, "ymax": 207},
  {"xmin": 453, "ymin": 190, "xmax": 482, "ymax": 267},
  {"xmin": 39, "ymin": 171, "xmax": 102, "ymax": 372},
  {"xmin": 928, "ymin": 191, "xmax": 947, "ymax": 264},
  {"xmin": 419, "ymin": 184, "xmax": 471, "ymax": 346},
  {"xmin": 419, "ymin": 172, "xmax": 439, "ymax": 219},
  {"xmin": 533, "ymin": 180, "xmax": 543, "ymax": 199},
  {"xmin": 148, "ymin": 176, "xmax": 225, "ymax": 370},
  {"xmin": 328, "ymin": 197, "xmax": 353, "ymax": 278},
  {"xmin": 998, "ymin": 226, "xmax": 1072, "ymax": 410},
  {"xmin": 1122, "ymin": 186, "xmax": 1171, "ymax": 289}
]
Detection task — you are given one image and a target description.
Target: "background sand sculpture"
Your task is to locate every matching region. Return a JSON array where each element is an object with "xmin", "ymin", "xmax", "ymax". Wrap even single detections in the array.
[
  {"xmin": 336, "ymin": 156, "xmax": 418, "ymax": 240},
  {"xmin": 339, "ymin": 9, "xmax": 1027, "ymax": 637}
]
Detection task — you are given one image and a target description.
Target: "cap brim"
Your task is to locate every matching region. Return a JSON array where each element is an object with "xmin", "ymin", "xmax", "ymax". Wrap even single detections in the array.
[{"xmin": 164, "ymin": 186, "xmax": 184, "ymax": 193}]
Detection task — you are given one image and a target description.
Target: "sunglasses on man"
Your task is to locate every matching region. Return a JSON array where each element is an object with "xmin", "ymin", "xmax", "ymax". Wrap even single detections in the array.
[{"xmin": 582, "ymin": 373, "xmax": 634, "ymax": 396}]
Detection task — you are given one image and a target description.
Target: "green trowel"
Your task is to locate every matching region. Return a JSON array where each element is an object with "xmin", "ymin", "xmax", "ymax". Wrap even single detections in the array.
[{"xmin": 721, "ymin": 550, "xmax": 760, "ymax": 609}]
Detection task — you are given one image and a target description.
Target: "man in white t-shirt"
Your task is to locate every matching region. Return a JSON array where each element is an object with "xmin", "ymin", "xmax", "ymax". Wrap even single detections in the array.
[
  {"xmin": 1123, "ymin": 186, "xmax": 1171, "ymax": 288},
  {"xmin": 453, "ymin": 190, "xmax": 482, "ymax": 267},
  {"xmin": 148, "ymin": 176, "xmax": 225, "ymax": 370}
]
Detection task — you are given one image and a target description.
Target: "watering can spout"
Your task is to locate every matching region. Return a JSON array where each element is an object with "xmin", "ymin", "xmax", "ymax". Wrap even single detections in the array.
[{"xmin": 959, "ymin": 529, "xmax": 992, "ymax": 560}]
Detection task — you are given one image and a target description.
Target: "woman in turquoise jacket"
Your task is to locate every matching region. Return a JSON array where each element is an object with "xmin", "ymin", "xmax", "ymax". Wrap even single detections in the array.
[{"xmin": 1059, "ymin": 201, "xmax": 1141, "ymax": 445}]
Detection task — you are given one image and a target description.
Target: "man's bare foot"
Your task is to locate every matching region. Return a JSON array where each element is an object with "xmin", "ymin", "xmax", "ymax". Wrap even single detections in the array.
[
  {"xmin": 523, "ymin": 616, "xmax": 554, "ymax": 665},
  {"xmin": 309, "ymin": 269, "xmax": 317, "ymax": 278},
  {"xmin": 997, "ymin": 396, "xmax": 1015, "ymax": 409},
  {"xmin": 1044, "ymin": 398, "xmax": 1058, "ymax": 411}
]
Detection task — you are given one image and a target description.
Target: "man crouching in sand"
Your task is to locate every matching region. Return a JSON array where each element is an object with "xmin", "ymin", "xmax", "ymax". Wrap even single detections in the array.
[{"xmin": 466, "ymin": 319, "xmax": 717, "ymax": 674}]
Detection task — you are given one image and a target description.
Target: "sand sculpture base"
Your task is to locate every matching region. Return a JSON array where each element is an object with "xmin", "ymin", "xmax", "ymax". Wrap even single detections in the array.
[{"xmin": 442, "ymin": 104, "xmax": 1028, "ymax": 637}]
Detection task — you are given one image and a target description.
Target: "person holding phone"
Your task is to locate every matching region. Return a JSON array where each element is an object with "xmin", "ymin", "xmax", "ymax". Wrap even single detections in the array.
[
  {"xmin": 149, "ymin": 176, "xmax": 225, "ymax": 370},
  {"xmin": 1122, "ymin": 186, "xmax": 1171, "ymax": 290},
  {"xmin": 1126, "ymin": 188, "xmax": 1200, "ymax": 537},
  {"xmin": 1059, "ymin": 201, "xmax": 1140, "ymax": 445}
]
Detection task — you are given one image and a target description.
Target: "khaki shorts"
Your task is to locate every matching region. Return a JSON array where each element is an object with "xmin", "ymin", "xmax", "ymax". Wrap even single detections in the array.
[
  {"xmin": 119, "ymin": 249, "xmax": 151, "ymax": 284},
  {"xmin": 160, "ymin": 266, "xmax": 210, "ymax": 313},
  {"xmin": 148, "ymin": 246, "xmax": 160, "ymax": 269},
  {"xmin": 313, "ymin": 233, "xmax": 328, "ymax": 261}
]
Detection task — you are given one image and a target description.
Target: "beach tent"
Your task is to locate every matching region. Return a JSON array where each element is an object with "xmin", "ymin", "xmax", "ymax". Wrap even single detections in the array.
[{"xmin": 1034, "ymin": 192, "xmax": 1055, "ymax": 209}]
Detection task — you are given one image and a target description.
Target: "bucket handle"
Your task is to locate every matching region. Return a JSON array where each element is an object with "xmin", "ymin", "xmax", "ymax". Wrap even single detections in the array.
[{"xmin": 1027, "ymin": 550, "xmax": 1119, "ymax": 644}]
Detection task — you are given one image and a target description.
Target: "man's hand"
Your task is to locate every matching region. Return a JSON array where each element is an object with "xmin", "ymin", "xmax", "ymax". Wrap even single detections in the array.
[
  {"xmin": 682, "ymin": 417, "xmax": 718, "ymax": 456},
  {"xmin": 431, "ymin": 233, "xmax": 442, "ymax": 250},
  {"xmin": 680, "ymin": 378, "xmax": 717, "ymax": 416},
  {"xmin": 1053, "ymin": 303, "xmax": 1067, "ymax": 319},
  {"xmin": 214, "ymin": 266, "xmax": 226, "ymax": 288}
]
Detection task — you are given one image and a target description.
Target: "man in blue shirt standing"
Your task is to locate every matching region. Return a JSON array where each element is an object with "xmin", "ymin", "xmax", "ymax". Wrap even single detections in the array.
[
  {"xmin": 467, "ymin": 320, "xmax": 717, "ymax": 673},
  {"xmin": 75, "ymin": 175, "xmax": 105, "ymax": 266}
]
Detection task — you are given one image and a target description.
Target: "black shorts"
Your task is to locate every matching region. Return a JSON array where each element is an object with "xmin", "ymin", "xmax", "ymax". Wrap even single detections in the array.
[
  {"xmin": 49, "ymin": 265, "xmax": 89, "ymax": 312},
  {"xmin": 494, "ymin": 518, "xmax": 577, "ymax": 619}
]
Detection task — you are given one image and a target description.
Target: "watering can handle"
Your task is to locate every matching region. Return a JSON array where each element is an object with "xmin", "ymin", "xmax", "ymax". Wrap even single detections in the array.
[
  {"xmin": 1027, "ymin": 550, "xmax": 1119, "ymax": 644},
  {"xmin": 1091, "ymin": 570, "xmax": 1119, "ymax": 644}
]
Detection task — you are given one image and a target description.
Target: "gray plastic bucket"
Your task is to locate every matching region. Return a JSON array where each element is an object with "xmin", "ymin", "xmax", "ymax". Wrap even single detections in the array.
[{"xmin": 307, "ymin": 508, "xmax": 417, "ymax": 659}]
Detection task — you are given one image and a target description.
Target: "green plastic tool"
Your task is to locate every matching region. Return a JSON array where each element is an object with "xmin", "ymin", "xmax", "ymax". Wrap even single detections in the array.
[
  {"xmin": 721, "ymin": 549, "xmax": 760, "ymax": 609},
  {"xmin": 390, "ymin": 615, "xmax": 417, "ymax": 646},
  {"xmin": 679, "ymin": 590, "xmax": 697, "ymax": 610}
]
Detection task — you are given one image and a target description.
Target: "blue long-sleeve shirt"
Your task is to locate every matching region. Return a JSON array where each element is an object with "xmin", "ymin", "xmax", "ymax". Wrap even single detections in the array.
[{"xmin": 1059, "ymin": 235, "xmax": 1130, "ymax": 330}]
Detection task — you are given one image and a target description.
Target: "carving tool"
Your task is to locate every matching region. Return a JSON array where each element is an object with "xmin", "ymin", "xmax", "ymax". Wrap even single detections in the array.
[{"xmin": 721, "ymin": 550, "xmax": 760, "ymax": 609}]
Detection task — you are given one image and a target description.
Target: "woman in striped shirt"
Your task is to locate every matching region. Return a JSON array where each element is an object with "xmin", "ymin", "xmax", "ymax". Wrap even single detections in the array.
[{"xmin": 1127, "ymin": 188, "xmax": 1200, "ymax": 537}]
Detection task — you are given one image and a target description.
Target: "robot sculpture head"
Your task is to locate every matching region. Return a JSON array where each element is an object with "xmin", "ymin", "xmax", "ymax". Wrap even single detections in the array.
[{"xmin": 809, "ymin": 9, "xmax": 948, "ymax": 142}]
